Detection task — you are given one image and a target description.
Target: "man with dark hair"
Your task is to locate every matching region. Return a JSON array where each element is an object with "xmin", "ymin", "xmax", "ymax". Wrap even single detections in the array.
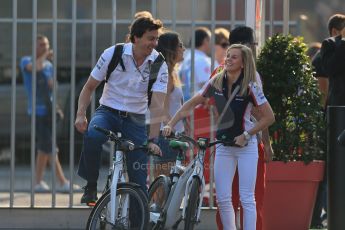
[
  {"xmin": 229, "ymin": 26, "xmax": 255, "ymax": 45},
  {"xmin": 327, "ymin": 14, "xmax": 345, "ymax": 37},
  {"xmin": 75, "ymin": 16, "xmax": 168, "ymax": 204},
  {"xmin": 229, "ymin": 26, "xmax": 257, "ymax": 55},
  {"xmin": 214, "ymin": 25, "xmax": 273, "ymax": 230},
  {"xmin": 310, "ymin": 13, "xmax": 345, "ymax": 229},
  {"xmin": 321, "ymin": 14, "xmax": 345, "ymax": 106},
  {"xmin": 312, "ymin": 14, "xmax": 345, "ymax": 105},
  {"xmin": 179, "ymin": 27, "xmax": 211, "ymax": 100},
  {"xmin": 194, "ymin": 27, "xmax": 211, "ymax": 48}
]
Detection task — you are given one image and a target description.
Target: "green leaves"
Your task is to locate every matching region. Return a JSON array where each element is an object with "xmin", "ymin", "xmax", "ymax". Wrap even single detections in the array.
[{"xmin": 257, "ymin": 34, "xmax": 325, "ymax": 164}]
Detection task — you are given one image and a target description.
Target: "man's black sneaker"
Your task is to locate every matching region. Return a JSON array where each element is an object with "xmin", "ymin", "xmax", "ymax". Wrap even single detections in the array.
[
  {"xmin": 310, "ymin": 223, "xmax": 325, "ymax": 229},
  {"xmin": 81, "ymin": 185, "xmax": 98, "ymax": 205}
]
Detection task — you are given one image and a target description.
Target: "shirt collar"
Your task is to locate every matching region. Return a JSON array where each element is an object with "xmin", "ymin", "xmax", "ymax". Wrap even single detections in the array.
[
  {"xmin": 123, "ymin": 43, "xmax": 156, "ymax": 62},
  {"xmin": 222, "ymin": 71, "xmax": 244, "ymax": 98}
]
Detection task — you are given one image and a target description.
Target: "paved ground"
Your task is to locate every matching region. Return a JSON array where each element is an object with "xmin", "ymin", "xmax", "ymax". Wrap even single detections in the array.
[
  {"xmin": 0, "ymin": 165, "xmax": 328, "ymax": 229},
  {"xmin": 0, "ymin": 165, "xmax": 108, "ymax": 208}
]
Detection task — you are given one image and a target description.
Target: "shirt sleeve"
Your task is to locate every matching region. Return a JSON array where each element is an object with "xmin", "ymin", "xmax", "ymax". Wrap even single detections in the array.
[
  {"xmin": 20, "ymin": 56, "xmax": 31, "ymax": 72},
  {"xmin": 151, "ymin": 62, "xmax": 168, "ymax": 94},
  {"xmin": 249, "ymin": 82, "xmax": 267, "ymax": 106},
  {"xmin": 90, "ymin": 46, "xmax": 114, "ymax": 81},
  {"xmin": 320, "ymin": 36, "xmax": 345, "ymax": 77},
  {"xmin": 255, "ymin": 71, "xmax": 263, "ymax": 88},
  {"xmin": 195, "ymin": 57, "xmax": 211, "ymax": 87}
]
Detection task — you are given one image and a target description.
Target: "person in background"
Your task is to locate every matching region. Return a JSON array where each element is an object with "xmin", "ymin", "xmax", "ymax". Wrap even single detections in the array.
[
  {"xmin": 20, "ymin": 34, "xmax": 80, "ymax": 193},
  {"xmin": 134, "ymin": 10, "xmax": 152, "ymax": 19},
  {"xmin": 320, "ymin": 14, "xmax": 345, "ymax": 106},
  {"xmin": 310, "ymin": 13, "xmax": 345, "ymax": 229},
  {"xmin": 214, "ymin": 27, "xmax": 230, "ymax": 68},
  {"xmin": 163, "ymin": 44, "xmax": 275, "ymax": 230},
  {"xmin": 179, "ymin": 27, "xmax": 212, "ymax": 101},
  {"xmin": 308, "ymin": 42, "xmax": 327, "ymax": 107},
  {"xmin": 152, "ymin": 31, "xmax": 186, "ymax": 177}
]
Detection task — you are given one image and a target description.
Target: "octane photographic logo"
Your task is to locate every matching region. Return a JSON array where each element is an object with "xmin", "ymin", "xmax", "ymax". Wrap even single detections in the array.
[{"xmin": 132, "ymin": 162, "xmax": 215, "ymax": 171}]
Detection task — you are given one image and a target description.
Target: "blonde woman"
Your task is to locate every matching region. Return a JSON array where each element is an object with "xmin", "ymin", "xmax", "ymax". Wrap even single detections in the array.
[{"xmin": 163, "ymin": 44, "xmax": 275, "ymax": 230}]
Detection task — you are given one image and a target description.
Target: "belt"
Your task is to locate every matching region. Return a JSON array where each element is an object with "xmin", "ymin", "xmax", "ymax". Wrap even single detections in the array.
[{"xmin": 101, "ymin": 105, "xmax": 132, "ymax": 118}]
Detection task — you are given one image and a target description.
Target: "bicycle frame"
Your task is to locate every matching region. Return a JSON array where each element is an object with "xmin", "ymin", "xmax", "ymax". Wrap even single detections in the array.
[
  {"xmin": 108, "ymin": 149, "xmax": 126, "ymax": 225},
  {"xmin": 157, "ymin": 145, "xmax": 206, "ymax": 228}
]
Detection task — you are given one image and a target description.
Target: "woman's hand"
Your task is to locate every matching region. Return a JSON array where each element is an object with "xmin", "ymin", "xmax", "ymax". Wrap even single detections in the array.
[
  {"xmin": 234, "ymin": 134, "xmax": 247, "ymax": 147},
  {"xmin": 148, "ymin": 142, "xmax": 162, "ymax": 156},
  {"xmin": 162, "ymin": 124, "xmax": 173, "ymax": 137}
]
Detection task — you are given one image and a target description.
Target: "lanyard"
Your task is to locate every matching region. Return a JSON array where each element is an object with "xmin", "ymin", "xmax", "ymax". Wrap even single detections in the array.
[{"xmin": 131, "ymin": 56, "xmax": 151, "ymax": 82}]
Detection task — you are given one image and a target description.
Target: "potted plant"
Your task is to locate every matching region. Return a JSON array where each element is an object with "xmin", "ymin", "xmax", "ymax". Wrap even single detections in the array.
[{"xmin": 256, "ymin": 34, "xmax": 326, "ymax": 230}]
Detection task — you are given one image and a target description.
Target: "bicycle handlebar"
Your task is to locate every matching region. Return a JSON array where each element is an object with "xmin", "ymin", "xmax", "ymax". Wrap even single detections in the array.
[
  {"xmin": 94, "ymin": 125, "xmax": 117, "ymax": 139},
  {"xmin": 167, "ymin": 132, "xmax": 239, "ymax": 149},
  {"xmin": 94, "ymin": 125, "xmax": 157, "ymax": 155}
]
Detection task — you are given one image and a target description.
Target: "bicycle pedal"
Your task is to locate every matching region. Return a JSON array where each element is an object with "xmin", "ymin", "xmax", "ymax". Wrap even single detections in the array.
[{"xmin": 87, "ymin": 202, "xmax": 96, "ymax": 207}]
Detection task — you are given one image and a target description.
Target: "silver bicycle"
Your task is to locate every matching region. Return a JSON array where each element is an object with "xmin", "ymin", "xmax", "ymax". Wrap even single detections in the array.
[
  {"xmin": 86, "ymin": 125, "xmax": 150, "ymax": 230},
  {"xmin": 148, "ymin": 134, "xmax": 235, "ymax": 229}
]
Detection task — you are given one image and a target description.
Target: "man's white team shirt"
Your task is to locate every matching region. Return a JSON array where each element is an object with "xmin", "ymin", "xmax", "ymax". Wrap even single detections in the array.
[{"xmin": 91, "ymin": 43, "xmax": 168, "ymax": 114}]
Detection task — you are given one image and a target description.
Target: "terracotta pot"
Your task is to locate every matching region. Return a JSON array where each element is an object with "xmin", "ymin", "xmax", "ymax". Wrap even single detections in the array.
[{"xmin": 263, "ymin": 161, "xmax": 325, "ymax": 230}]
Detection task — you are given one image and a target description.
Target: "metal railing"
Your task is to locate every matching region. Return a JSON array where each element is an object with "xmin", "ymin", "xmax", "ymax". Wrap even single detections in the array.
[{"xmin": 0, "ymin": 0, "xmax": 292, "ymax": 209}]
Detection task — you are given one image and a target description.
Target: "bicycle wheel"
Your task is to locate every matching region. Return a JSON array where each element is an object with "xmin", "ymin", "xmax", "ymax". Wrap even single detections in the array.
[
  {"xmin": 184, "ymin": 177, "xmax": 201, "ymax": 230},
  {"xmin": 148, "ymin": 175, "xmax": 171, "ymax": 227},
  {"xmin": 86, "ymin": 185, "xmax": 149, "ymax": 230}
]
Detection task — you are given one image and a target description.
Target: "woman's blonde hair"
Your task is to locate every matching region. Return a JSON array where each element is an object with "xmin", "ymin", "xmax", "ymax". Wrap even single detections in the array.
[{"xmin": 212, "ymin": 44, "xmax": 257, "ymax": 96}]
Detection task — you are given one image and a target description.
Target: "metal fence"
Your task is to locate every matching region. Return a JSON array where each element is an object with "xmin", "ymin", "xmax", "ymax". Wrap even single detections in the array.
[{"xmin": 0, "ymin": 0, "xmax": 291, "ymax": 208}]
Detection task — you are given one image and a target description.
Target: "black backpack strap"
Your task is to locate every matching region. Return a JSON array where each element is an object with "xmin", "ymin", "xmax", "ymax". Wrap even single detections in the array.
[
  {"xmin": 105, "ymin": 43, "xmax": 125, "ymax": 83},
  {"xmin": 147, "ymin": 52, "xmax": 165, "ymax": 106}
]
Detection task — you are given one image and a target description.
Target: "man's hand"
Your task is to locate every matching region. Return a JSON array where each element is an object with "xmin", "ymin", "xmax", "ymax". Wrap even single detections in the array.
[
  {"xmin": 75, "ymin": 114, "xmax": 88, "ymax": 133},
  {"xmin": 148, "ymin": 142, "xmax": 162, "ymax": 156}
]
